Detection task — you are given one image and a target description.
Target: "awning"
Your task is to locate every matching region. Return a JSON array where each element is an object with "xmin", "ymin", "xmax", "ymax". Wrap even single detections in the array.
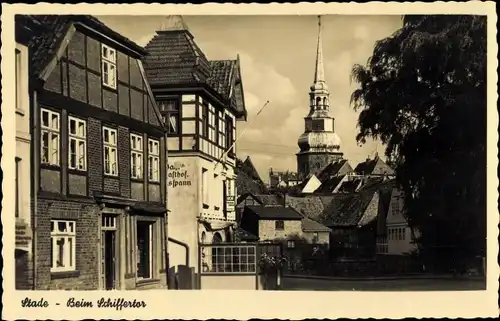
[{"xmin": 198, "ymin": 218, "xmax": 236, "ymax": 231}]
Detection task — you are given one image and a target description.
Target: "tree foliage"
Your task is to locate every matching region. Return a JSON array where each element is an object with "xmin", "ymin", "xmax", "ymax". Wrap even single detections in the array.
[{"xmin": 350, "ymin": 15, "xmax": 487, "ymax": 271}]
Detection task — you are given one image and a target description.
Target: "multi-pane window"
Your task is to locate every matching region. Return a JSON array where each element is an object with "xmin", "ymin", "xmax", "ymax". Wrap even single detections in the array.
[
  {"xmin": 158, "ymin": 100, "xmax": 179, "ymax": 134},
  {"xmin": 130, "ymin": 134, "xmax": 143, "ymax": 179},
  {"xmin": 101, "ymin": 44, "xmax": 116, "ymax": 89},
  {"xmin": 287, "ymin": 240, "xmax": 296, "ymax": 249},
  {"xmin": 202, "ymin": 102, "xmax": 209, "ymax": 138},
  {"xmin": 68, "ymin": 116, "xmax": 87, "ymax": 171},
  {"xmin": 103, "ymin": 127, "xmax": 118, "ymax": 176},
  {"xmin": 148, "ymin": 139, "xmax": 160, "ymax": 182},
  {"xmin": 50, "ymin": 220, "xmax": 76, "ymax": 272},
  {"xmin": 41, "ymin": 109, "xmax": 60, "ymax": 166},
  {"xmin": 225, "ymin": 116, "xmax": 234, "ymax": 156},
  {"xmin": 275, "ymin": 220, "xmax": 284, "ymax": 230}
]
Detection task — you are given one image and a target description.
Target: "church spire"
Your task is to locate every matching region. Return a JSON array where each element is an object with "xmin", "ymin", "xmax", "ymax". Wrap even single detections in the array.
[{"xmin": 313, "ymin": 15, "xmax": 325, "ymax": 84}]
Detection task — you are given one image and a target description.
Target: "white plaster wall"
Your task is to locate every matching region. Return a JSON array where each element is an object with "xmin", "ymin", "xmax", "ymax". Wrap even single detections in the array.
[
  {"xmin": 167, "ymin": 156, "xmax": 200, "ymax": 272},
  {"xmin": 386, "ymin": 189, "xmax": 417, "ymax": 255},
  {"xmin": 15, "ymin": 42, "xmax": 32, "ymax": 253}
]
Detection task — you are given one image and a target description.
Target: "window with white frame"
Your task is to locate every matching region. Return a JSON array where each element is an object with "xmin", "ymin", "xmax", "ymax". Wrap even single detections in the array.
[
  {"xmin": 312, "ymin": 232, "xmax": 319, "ymax": 244},
  {"xmin": 68, "ymin": 116, "xmax": 87, "ymax": 171},
  {"xmin": 41, "ymin": 109, "xmax": 60, "ymax": 166},
  {"xmin": 130, "ymin": 134, "xmax": 144, "ymax": 179},
  {"xmin": 50, "ymin": 220, "xmax": 76, "ymax": 272},
  {"xmin": 101, "ymin": 44, "xmax": 116, "ymax": 89},
  {"xmin": 103, "ymin": 127, "xmax": 118, "ymax": 176},
  {"xmin": 148, "ymin": 139, "xmax": 160, "ymax": 182}
]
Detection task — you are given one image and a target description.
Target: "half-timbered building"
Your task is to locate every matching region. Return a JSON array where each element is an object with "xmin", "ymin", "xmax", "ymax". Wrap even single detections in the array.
[
  {"xmin": 143, "ymin": 16, "xmax": 247, "ymax": 287},
  {"xmin": 21, "ymin": 15, "xmax": 169, "ymax": 290}
]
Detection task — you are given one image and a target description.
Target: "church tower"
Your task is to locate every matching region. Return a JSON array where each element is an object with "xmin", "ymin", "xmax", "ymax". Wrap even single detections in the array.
[{"xmin": 297, "ymin": 16, "xmax": 343, "ymax": 179}]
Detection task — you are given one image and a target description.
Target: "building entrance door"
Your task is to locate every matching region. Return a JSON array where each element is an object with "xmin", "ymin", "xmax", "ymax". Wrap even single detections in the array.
[
  {"xmin": 103, "ymin": 230, "xmax": 116, "ymax": 290},
  {"xmin": 101, "ymin": 214, "xmax": 118, "ymax": 290}
]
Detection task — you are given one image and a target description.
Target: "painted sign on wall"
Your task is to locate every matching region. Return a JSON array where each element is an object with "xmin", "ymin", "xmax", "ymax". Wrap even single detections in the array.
[
  {"xmin": 15, "ymin": 222, "xmax": 32, "ymax": 249},
  {"xmin": 168, "ymin": 163, "xmax": 192, "ymax": 188}
]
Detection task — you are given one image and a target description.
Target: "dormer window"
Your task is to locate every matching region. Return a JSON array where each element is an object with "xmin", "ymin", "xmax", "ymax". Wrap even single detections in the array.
[{"xmin": 101, "ymin": 44, "xmax": 117, "ymax": 89}]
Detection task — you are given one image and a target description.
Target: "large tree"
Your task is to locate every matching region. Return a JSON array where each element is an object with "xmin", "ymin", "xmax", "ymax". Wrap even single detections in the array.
[{"xmin": 350, "ymin": 15, "xmax": 487, "ymax": 272}]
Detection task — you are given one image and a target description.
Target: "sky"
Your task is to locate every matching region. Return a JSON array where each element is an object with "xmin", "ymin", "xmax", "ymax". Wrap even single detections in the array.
[{"xmin": 98, "ymin": 15, "xmax": 403, "ymax": 182}]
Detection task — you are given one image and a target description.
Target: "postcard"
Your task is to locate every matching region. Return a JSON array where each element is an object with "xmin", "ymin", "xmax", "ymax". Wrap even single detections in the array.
[{"xmin": 1, "ymin": 2, "xmax": 498, "ymax": 320}]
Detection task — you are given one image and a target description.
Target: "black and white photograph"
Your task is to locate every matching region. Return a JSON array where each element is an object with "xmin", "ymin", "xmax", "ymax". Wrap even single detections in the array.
[{"xmin": 1, "ymin": 2, "xmax": 498, "ymax": 320}]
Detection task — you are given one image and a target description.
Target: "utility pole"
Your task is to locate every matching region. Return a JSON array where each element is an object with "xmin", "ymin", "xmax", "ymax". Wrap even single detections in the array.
[{"xmin": 214, "ymin": 100, "xmax": 271, "ymax": 170}]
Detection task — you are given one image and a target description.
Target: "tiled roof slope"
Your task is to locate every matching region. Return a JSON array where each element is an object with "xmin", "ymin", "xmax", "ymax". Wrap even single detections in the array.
[
  {"xmin": 25, "ymin": 15, "xmax": 146, "ymax": 78},
  {"xmin": 143, "ymin": 30, "xmax": 212, "ymax": 86},
  {"xmin": 234, "ymin": 227, "xmax": 259, "ymax": 242},
  {"xmin": 321, "ymin": 178, "xmax": 395, "ymax": 228},
  {"xmin": 315, "ymin": 174, "xmax": 346, "ymax": 193},
  {"xmin": 235, "ymin": 157, "xmax": 268, "ymax": 195},
  {"xmin": 284, "ymin": 195, "xmax": 326, "ymax": 221},
  {"xmin": 246, "ymin": 205, "xmax": 303, "ymax": 220},
  {"xmin": 317, "ymin": 159, "xmax": 352, "ymax": 182},
  {"xmin": 255, "ymin": 194, "xmax": 284, "ymax": 206},
  {"xmin": 208, "ymin": 60, "xmax": 237, "ymax": 99},
  {"xmin": 302, "ymin": 217, "xmax": 332, "ymax": 232},
  {"xmin": 354, "ymin": 155, "xmax": 395, "ymax": 176}
]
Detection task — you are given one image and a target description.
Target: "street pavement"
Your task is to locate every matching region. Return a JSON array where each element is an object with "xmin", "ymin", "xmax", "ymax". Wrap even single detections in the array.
[{"xmin": 280, "ymin": 276, "xmax": 486, "ymax": 291}]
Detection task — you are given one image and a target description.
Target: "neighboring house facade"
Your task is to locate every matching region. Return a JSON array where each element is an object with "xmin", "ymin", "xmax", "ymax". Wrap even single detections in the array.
[
  {"xmin": 301, "ymin": 217, "xmax": 331, "ymax": 245},
  {"xmin": 240, "ymin": 205, "xmax": 303, "ymax": 249},
  {"xmin": 385, "ymin": 188, "xmax": 418, "ymax": 255},
  {"xmin": 14, "ymin": 16, "xmax": 34, "ymax": 290},
  {"xmin": 25, "ymin": 15, "xmax": 168, "ymax": 290},
  {"xmin": 142, "ymin": 17, "xmax": 247, "ymax": 282},
  {"xmin": 269, "ymin": 169, "xmax": 301, "ymax": 189}
]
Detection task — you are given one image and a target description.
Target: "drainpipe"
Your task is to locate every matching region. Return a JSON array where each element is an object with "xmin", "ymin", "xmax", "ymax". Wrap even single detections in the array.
[
  {"xmin": 168, "ymin": 237, "xmax": 190, "ymax": 268},
  {"xmin": 31, "ymin": 89, "xmax": 39, "ymax": 290}
]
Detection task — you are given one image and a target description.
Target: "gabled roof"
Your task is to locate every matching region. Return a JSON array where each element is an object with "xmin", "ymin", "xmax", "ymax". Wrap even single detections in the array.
[
  {"xmin": 143, "ymin": 29, "xmax": 212, "ymax": 86},
  {"xmin": 255, "ymin": 194, "xmax": 284, "ymax": 206},
  {"xmin": 24, "ymin": 15, "xmax": 147, "ymax": 79},
  {"xmin": 315, "ymin": 174, "xmax": 346, "ymax": 193},
  {"xmin": 354, "ymin": 155, "xmax": 395, "ymax": 176},
  {"xmin": 317, "ymin": 159, "xmax": 351, "ymax": 182},
  {"xmin": 321, "ymin": 192, "xmax": 376, "ymax": 227},
  {"xmin": 236, "ymin": 158, "xmax": 268, "ymax": 195},
  {"xmin": 245, "ymin": 205, "xmax": 303, "ymax": 220},
  {"xmin": 302, "ymin": 217, "xmax": 332, "ymax": 232},
  {"xmin": 321, "ymin": 178, "xmax": 395, "ymax": 228},
  {"xmin": 337, "ymin": 178, "xmax": 363, "ymax": 193}
]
